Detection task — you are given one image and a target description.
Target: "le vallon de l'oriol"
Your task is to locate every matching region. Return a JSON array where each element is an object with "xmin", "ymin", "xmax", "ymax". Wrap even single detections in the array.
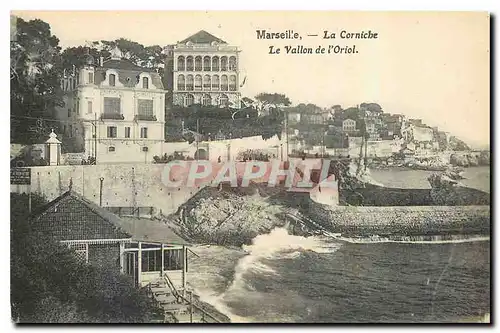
[{"xmin": 256, "ymin": 30, "xmax": 379, "ymax": 39}]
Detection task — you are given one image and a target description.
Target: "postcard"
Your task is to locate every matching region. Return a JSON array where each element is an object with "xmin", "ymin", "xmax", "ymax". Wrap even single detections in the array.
[{"xmin": 10, "ymin": 10, "xmax": 490, "ymax": 324}]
